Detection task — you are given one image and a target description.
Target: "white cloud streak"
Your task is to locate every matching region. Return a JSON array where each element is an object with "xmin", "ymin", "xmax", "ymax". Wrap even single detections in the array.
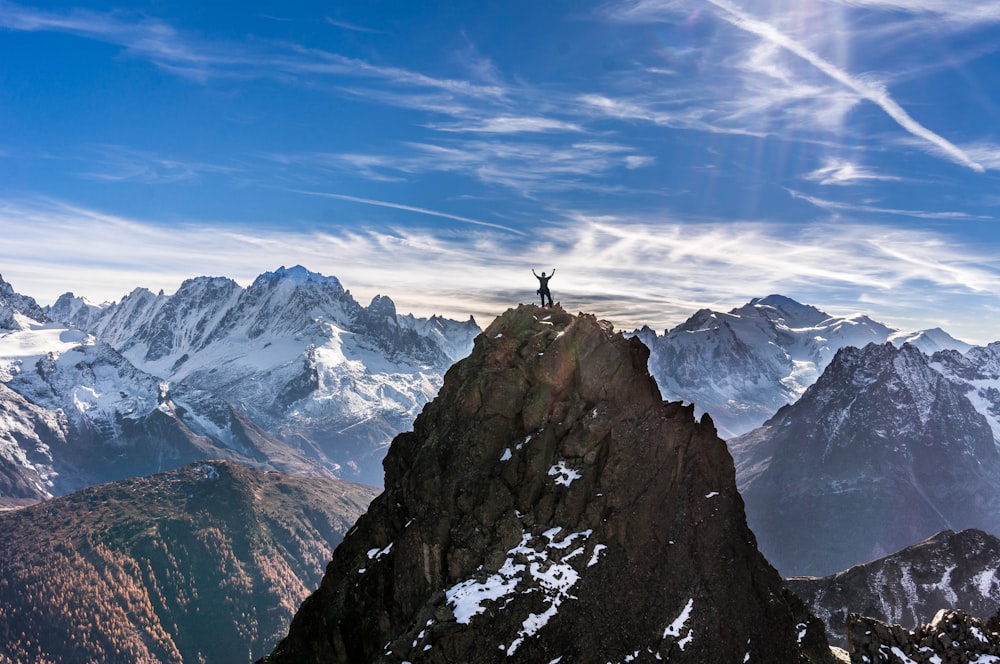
[
  {"xmin": 425, "ymin": 116, "xmax": 584, "ymax": 134},
  {"xmin": 4, "ymin": 198, "xmax": 1000, "ymax": 343},
  {"xmin": 787, "ymin": 189, "xmax": 982, "ymax": 220},
  {"xmin": 701, "ymin": 0, "xmax": 986, "ymax": 172},
  {"xmin": 267, "ymin": 139, "xmax": 655, "ymax": 196},
  {"xmin": 285, "ymin": 190, "xmax": 526, "ymax": 236},
  {"xmin": 831, "ymin": 1, "xmax": 1000, "ymax": 24},
  {"xmin": 803, "ymin": 158, "xmax": 902, "ymax": 186},
  {"xmin": 0, "ymin": 0, "xmax": 508, "ymax": 101},
  {"xmin": 76, "ymin": 144, "xmax": 239, "ymax": 183},
  {"xmin": 324, "ymin": 17, "xmax": 381, "ymax": 34}
]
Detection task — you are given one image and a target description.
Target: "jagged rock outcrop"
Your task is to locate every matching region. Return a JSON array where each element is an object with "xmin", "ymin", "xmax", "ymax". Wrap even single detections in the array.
[
  {"xmin": 263, "ymin": 305, "xmax": 835, "ymax": 663},
  {"xmin": 788, "ymin": 529, "xmax": 1000, "ymax": 649},
  {"xmin": 731, "ymin": 342, "xmax": 1000, "ymax": 576},
  {"xmin": 46, "ymin": 291, "xmax": 110, "ymax": 332},
  {"xmin": 0, "ymin": 274, "xmax": 46, "ymax": 330},
  {"xmin": 847, "ymin": 609, "xmax": 1000, "ymax": 663}
]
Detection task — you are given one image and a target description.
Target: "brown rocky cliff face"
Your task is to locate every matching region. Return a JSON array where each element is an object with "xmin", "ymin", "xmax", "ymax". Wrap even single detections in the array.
[{"xmin": 263, "ymin": 305, "xmax": 834, "ymax": 663}]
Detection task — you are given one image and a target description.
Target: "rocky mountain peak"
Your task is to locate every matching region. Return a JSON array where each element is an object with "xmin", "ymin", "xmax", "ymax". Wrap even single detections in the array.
[
  {"xmin": 731, "ymin": 341, "xmax": 1000, "ymax": 577},
  {"xmin": 365, "ymin": 294, "xmax": 397, "ymax": 321},
  {"xmin": 263, "ymin": 305, "xmax": 834, "ymax": 663},
  {"xmin": 46, "ymin": 292, "xmax": 109, "ymax": 332},
  {"xmin": 743, "ymin": 294, "xmax": 830, "ymax": 328},
  {"xmin": 638, "ymin": 296, "xmax": 908, "ymax": 438},
  {"xmin": 253, "ymin": 265, "xmax": 344, "ymax": 293},
  {"xmin": 0, "ymin": 274, "xmax": 47, "ymax": 330}
]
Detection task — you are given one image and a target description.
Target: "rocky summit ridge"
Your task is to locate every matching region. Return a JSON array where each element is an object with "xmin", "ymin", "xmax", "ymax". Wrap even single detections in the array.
[{"xmin": 263, "ymin": 305, "xmax": 835, "ymax": 663}]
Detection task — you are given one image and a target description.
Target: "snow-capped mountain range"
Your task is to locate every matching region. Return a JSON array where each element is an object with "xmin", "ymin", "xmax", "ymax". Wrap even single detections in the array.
[
  {"xmin": 0, "ymin": 267, "xmax": 480, "ymax": 498},
  {"xmin": 2, "ymin": 269, "xmax": 992, "ymax": 516},
  {"xmin": 730, "ymin": 341, "xmax": 1000, "ymax": 576},
  {"xmin": 632, "ymin": 294, "xmax": 971, "ymax": 438}
]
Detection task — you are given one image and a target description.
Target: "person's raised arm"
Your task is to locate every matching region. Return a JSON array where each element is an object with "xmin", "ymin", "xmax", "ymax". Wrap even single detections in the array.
[{"xmin": 532, "ymin": 269, "xmax": 539, "ymax": 278}]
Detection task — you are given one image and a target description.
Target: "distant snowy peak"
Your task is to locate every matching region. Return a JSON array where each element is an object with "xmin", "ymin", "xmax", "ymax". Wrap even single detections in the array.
[
  {"xmin": 788, "ymin": 528, "xmax": 1000, "ymax": 650},
  {"xmin": 365, "ymin": 294, "xmax": 397, "ymax": 322},
  {"xmin": 669, "ymin": 295, "xmax": 833, "ymax": 335},
  {"xmin": 635, "ymin": 294, "xmax": 971, "ymax": 438},
  {"xmin": 0, "ymin": 275, "xmax": 46, "ymax": 331},
  {"xmin": 254, "ymin": 264, "xmax": 345, "ymax": 292},
  {"xmin": 86, "ymin": 276, "xmax": 244, "ymax": 363},
  {"xmin": 398, "ymin": 313, "xmax": 480, "ymax": 363},
  {"xmin": 736, "ymin": 294, "xmax": 831, "ymax": 329},
  {"xmin": 766, "ymin": 342, "xmax": 972, "ymax": 435},
  {"xmin": 892, "ymin": 327, "xmax": 973, "ymax": 355},
  {"xmin": 219, "ymin": 265, "xmax": 359, "ymax": 342},
  {"xmin": 931, "ymin": 342, "xmax": 1000, "ymax": 442},
  {"xmin": 46, "ymin": 293, "xmax": 110, "ymax": 332}
]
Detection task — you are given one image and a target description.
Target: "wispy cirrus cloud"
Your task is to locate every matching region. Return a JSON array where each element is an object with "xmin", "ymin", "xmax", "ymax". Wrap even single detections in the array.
[
  {"xmin": 425, "ymin": 116, "xmax": 584, "ymax": 134},
  {"xmin": 803, "ymin": 159, "xmax": 902, "ymax": 186},
  {"xmin": 788, "ymin": 189, "xmax": 981, "ymax": 220},
  {"xmin": 285, "ymin": 190, "xmax": 526, "ymax": 236},
  {"xmin": 266, "ymin": 139, "xmax": 655, "ymax": 196},
  {"xmin": 0, "ymin": 1, "xmax": 241, "ymax": 83},
  {"xmin": 324, "ymin": 17, "xmax": 381, "ymax": 34},
  {"xmin": 605, "ymin": 0, "xmax": 996, "ymax": 173},
  {"xmin": 5, "ymin": 197, "xmax": 1000, "ymax": 343},
  {"xmin": 76, "ymin": 144, "xmax": 240, "ymax": 183},
  {"xmin": 0, "ymin": 0, "xmax": 509, "ymax": 103},
  {"xmin": 829, "ymin": 0, "xmax": 1000, "ymax": 24},
  {"xmin": 577, "ymin": 92, "xmax": 771, "ymax": 139},
  {"xmin": 700, "ymin": 0, "xmax": 985, "ymax": 172}
]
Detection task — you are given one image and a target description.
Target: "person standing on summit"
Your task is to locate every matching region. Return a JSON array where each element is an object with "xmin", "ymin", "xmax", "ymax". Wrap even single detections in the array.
[{"xmin": 532, "ymin": 268, "xmax": 555, "ymax": 307}]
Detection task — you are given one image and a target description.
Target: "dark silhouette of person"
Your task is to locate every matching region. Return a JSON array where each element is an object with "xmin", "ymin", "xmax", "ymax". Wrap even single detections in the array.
[{"xmin": 533, "ymin": 268, "xmax": 555, "ymax": 307}]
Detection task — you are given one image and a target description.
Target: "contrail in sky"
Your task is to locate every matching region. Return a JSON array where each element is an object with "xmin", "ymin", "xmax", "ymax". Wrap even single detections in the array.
[
  {"xmin": 290, "ymin": 189, "xmax": 526, "ymax": 236},
  {"xmin": 703, "ymin": 0, "xmax": 986, "ymax": 173}
]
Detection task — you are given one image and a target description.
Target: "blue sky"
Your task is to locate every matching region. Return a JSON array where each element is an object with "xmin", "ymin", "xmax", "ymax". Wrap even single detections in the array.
[{"xmin": 3, "ymin": 1, "xmax": 1000, "ymax": 342}]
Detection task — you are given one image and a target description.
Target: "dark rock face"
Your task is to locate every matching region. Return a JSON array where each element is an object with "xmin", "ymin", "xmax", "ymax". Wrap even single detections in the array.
[
  {"xmin": 788, "ymin": 529, "xmax": 1000, "ymax": 649},
  {"xmin": 731, "ymin": 342, "xmax": 1000, "ymax": 577},
  {"xmin": 263, "ymin": 305, "xmax": 834, "ymax": 664},
  {"xmin": 847, "ymin": 609, "xmax": 1000, "ymax": 663}
]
